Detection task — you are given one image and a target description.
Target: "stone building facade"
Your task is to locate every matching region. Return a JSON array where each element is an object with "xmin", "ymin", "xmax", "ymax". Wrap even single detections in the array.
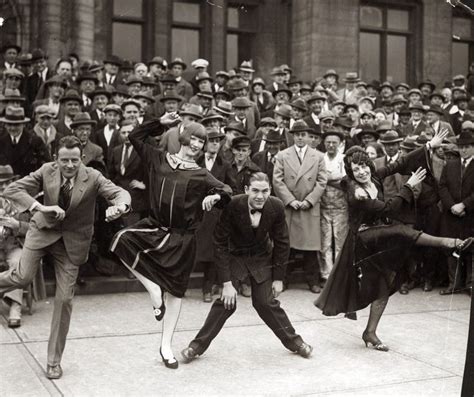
[{"xmin": 1, "ymin": 0, "xmax": 473, "ymax": 86}]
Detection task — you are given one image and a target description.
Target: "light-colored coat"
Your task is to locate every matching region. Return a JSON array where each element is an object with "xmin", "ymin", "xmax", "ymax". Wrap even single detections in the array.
[
  {"xmin": 4, "ymin": 162, "xmax": 131, "ymax": 265},
  {"xmin": 273, "ymin": 145, "xmax": 327, "ymax": 250}
]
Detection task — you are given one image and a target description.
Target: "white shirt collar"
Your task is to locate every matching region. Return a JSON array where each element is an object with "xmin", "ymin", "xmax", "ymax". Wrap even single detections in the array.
[{"xmin": 10, "ymin": 133, "xmax": 22, "ymax": 144}]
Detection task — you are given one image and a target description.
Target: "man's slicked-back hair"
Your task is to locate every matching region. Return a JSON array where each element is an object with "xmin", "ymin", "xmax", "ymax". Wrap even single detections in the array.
[
  {"xmin": 248, "ymin": 171, "xmax": 270, "ymax": 187},
  {"xmin": 56, "ymin": 135, "xmax": 83, "ymax": 155}
]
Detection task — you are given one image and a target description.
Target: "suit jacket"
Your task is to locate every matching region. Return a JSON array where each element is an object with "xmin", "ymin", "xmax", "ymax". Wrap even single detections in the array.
[
  {"xmin": 33, "ymin": 124, "xmax": 58, "ymax": 156},
  {"xmin": 438, "ymin": 158, "xmax": 474, "ymax": 238},
  {"xmin": 54, "ymin": 117, "xmax": 74, "ymax": 140},
  {"xmin": 253, "ymin": 127, "xmax": 293, "ymax": 149},
  {"xmin": 25, "ymin": 70, "xmax": 53, "ymax": 105},
  {"xmin": 214, "ymin": 194, "xmax": 289, "ymax": 283},
  {"xmin": 88, "ymin": 109, "xmax": 107, "ymax": 132},
  {"xmin": 82, "ymin": 140, "xmax": 105, "ymax": 168},
  {"xmin": 399, "ymin": 120, "xmax": 429, "ymax": 137},
  {"xmin": 430, "ymin": 120, "xmax": 454, "ymax": 137},
  {"xmin": 0, "ymin": 130, "xmax": 51, "ymax": 177},
  {"xmin": 450, "ymin": 111, "xmax": 467, "ymax": 136},
  {"xmin": 176, "ymin": 78, "xmax": 194, "ymax": 101},
  {"xmin": 273, "ymin": 145, "xmax": 328, "ymax": 250},
  {"xmin": 303, "ymin": 114, "xmax": 320, "ymax": 133},
  {"xmin": 252, "ymin": 150, "xmax": 276, "ymax": 191},
  {"xmin": 336, "ymin": 88, "xmax": 359, "ymax": 104},
  {"xmin": 108, "ymin": 143, "xmax": 149, "ymax": 212},
  {"xmin": 4, "ymin": 162, "xmax": 131, "ymax": 265},
  {"xmin": 91, "ymin": 125, "xmax": 122, "ymax": 165}
]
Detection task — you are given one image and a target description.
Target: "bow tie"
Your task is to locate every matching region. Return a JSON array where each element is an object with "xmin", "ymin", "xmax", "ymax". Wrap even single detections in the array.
[{"xmin": 250, "ymin": 208, "xmax": 262, "ymax": 214}]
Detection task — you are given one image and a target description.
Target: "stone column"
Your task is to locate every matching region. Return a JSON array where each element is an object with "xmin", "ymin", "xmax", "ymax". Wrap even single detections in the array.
[
  {"xmin": 38, "ymin": 0, "xmax": 62, "ymax": 62},
  {"xmin": 153, "ymin": 0, "xmax": 171, "ymax": 60},
  {"xmin": 208, "ymin": 0, "xmax": 225, "ymax": 73},
  {"xmin": 73, "ymin": 0, "xmax": 95, "ymax": 61},
  {"xmin": 94, "ymin": 0, "xmax": 111, "ymax": 60}
]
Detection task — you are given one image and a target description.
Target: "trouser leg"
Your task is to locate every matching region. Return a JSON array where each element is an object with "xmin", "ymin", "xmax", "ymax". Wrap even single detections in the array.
[
  {"xmin": 301, "ymin": 250, "xmax": 319, "ymax": 287},
  {"xmin": 447, "ymin": 256, "xmax": 463, "ymax": 289},
  {"xmin": 250, "ymin": 277, "xmax": 303, "ymax": 351},
  {"xmin": 189, "ymin": 284, "xmax": 237, "ymax": 354},
  {"xmin": 3, "ymin": 247, "xmax": 24, "ymax": 305},
  {"xmin": 320, "ymin": 210, "xmax": 333, "ymax": 280},
  {"xmin": 202, "ymin": 261, "xmax": 216, "ymax": 294},
  {"xmin": 47, "ymin": 240, "xmax": 80, "ymax": 366}
]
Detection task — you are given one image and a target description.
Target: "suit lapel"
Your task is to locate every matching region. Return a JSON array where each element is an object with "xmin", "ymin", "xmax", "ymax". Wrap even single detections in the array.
[
  {"xmin": 285, "ymin": 147, "xmax": 300, "ymax": 175},
  {"xmin": 68, "ymin": 165, "xmax": 88, "ymax": 213},
  {"xmin": 47, "ymin": 166, "xmax": 62, "ymax": 205},
  {"xmin": 126, "ymin": 147, "xmax": 137, "ymax": 168},
  {"xmin": 463, "ymin": 159, "xmax": 474, "ymax": 181}
]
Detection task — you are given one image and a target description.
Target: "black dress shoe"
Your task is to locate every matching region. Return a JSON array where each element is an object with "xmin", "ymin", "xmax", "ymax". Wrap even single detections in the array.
[
  {"xmin": 202, "ymin": 292, "xmax": 212, "ymax": 303},
  {"xmin": 399, "ymin": 285, "xmax": 409, "ymax": 295},
  {"xmin": 7, "ymin": 318, "xmax": 21, "ymax": 328},
  {"xmin": 76, "ymin": 277, "xmax": 86, "ymax": 286},
  {"xmin": 309, "ymin": 284, "xmax": 321, "ymax": 294},
  {"xmin": 439, "ymin": 287, "xmax": 463, "ymax": 295},
  {"xmin": 181, "ymin": 346, "xmax": 198, "ymax": 363},
  {"xmin": 160, "ymin": 349, "xmax": 178, "ymax": 369},
  {"xmin": 423, "ymin": 281, "xmax": 433, "ymax": 292},
  {"xmin": 46, "ymin": 364, "xmax": 63, "ymax": 379},
  {"xmin": 296, "ymin": 342, "xmax": 313, "ymax": 358}
]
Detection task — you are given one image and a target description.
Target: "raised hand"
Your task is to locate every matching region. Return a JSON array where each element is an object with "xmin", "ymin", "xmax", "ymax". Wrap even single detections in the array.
[
  {"xmin": 406, "ymin": 167, "xmax": 427, "ymax": 188},
  {"xmin": 429, "ymin": 129, "xmax": 450, "ymax": 149},
  {"xmin": 202, "ymin": 194, "xmax": 221, "ymax": 211}
]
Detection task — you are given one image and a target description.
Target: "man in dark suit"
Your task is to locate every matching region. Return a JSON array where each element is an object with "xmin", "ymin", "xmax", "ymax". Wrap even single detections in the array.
[
  {"xmin": 91, "ymin": 103, "xmax": 122, "ymax": 166},
  {"xmin": 0, "ymin": 135, "xmax": 131, "ymax": 379},
  {"xmin": 400, "ymin": 103, "xmax": 429, "ymax": 137},
  {"xmin": 252, "ymin": 129, "xmax": 283, "ymax": 192},
  {"xmin": 438, "ymin": 131, "xmax": 474, "ymax": 295},
  {"xmin": 55, "ymin": 89, "xmax": 82, "ymax": 140},
  {"xmin": 195, "ymin": 128, "xmax": 236, "ymax": 302},
  {"xmin": 0, "ymin": 107, "xmax": 50, "ymax": 177},
  {"xmin": 25, "ymin": 49, "xmax": 53, "ymax": 105},
  {"xmin": 303, "ymin": 93, "xmax": 325, "ymax": 132},
  {"xmin": 181, "ymin": 172, "xmax": 313, "ymax": 362}
]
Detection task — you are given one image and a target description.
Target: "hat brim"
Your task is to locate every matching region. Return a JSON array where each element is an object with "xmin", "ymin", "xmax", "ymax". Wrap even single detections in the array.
[
  {"xmin": 2, "ymin": 44, "xmax": 21, "ymax": 53},
  {"xmin": 0, "ymin": 117, "xmax": 30, "ymax": 124},
  {"xmin": 160, "ymin": 96, "xmax": 182, "ymax": 103},
  {"xmin": 273, "ymin": 90, "xmax": 292, "ymax": 98},
  {"xmin": 70, "ymin": 120, "xmax": 97, "ymax": 128},
  {"xmin": 379, "ymin": 138, "xmax": 403, "ymax": 144},
  {"xmin": 240, "ymin": 68, "xmax": 255, "ymax": 73},
  {"xmin": 179, "ymin": 111, "xmax": 203, "ymax": 119},
  {"xmin": 213, "ymin": 107, "xmax": 234, "ymax": 116},
  {"xmin": 0, "ymin": 174, "xmax": 19, "ymax": 183},
  {"xmin": 323, "ymin": 131, "xmax": 344, "ymax": 140},
  {"xmin": 169, "ymin": 61, "xmax": 187, "ymax": 70}
]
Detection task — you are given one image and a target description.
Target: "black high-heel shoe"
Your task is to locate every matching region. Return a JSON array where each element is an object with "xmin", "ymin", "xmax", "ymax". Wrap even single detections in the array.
[
  {"xmin": 153, "ymin": 288, "xmax": 166, "ymax": 321},
  {"xmin": 160, "ymin": 348, "xmax": 179, "ymax": 369},
  {"xmin": 453, "ymin": 237, "xmax": 473, "ymax": 258},
  {"xmin": 362, "ymin": 330, "xmax": 389, "ymax": 352}
]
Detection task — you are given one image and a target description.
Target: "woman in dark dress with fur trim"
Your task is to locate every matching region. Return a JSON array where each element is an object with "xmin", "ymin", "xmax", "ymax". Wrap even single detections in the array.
[
  {"xmin": 111, "ymin": 119, "xmax": 232, "ymax": 368},
  {"xmin": 315, "ymin": 130, "xmax": 473, "ymax": 351}
]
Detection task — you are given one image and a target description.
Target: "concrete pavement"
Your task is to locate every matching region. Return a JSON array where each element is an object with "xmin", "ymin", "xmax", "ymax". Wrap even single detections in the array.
[{"xmin": 0, "ymin": 286, "xmax": 470, "ymax": 396}]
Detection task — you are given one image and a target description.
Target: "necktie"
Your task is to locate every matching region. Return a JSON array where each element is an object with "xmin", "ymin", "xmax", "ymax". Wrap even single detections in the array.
[
  {"xmin": 58, "ymin": 178, "xmax": 72, "ymax": 210},
  {"xmin": 298, "ymin": 148, "xmax": 304, "ymax": 164},
  {"xmin": 121, "ymin": 144, "xmax": 131, "ymax": 175},
  {"xmin": 269, "ymin": 154, "xmax": 275, "ymax": 164},
  {"xmin": 462, "ymin": 159, "xmax": 468, "ymax": 176}
]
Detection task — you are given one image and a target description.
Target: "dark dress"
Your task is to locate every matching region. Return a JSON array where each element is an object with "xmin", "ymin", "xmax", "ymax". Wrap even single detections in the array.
[
  {"xmin": 316, "ymin": 147, "xmax": 429, "ymax": 316},
  {"xmin": 110, "ymin": 120, "xmax": 232, "ymax": 297}
]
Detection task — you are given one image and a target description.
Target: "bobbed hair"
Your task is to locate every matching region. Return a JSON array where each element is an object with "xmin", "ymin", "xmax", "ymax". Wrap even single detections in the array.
[
  {"xmin": 178, "ymin": 122, "xmax": 208, "ymax": 146},
  {"xmin": 344, "ymin": 145, "xmax": 376, "ymax": 181}
]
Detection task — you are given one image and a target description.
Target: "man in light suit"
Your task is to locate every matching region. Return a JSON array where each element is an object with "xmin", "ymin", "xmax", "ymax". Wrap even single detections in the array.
[
  {"xmin": 273, "ymin": 120, "xmax": 328, "ymax": 293},
  {"xmin": 0, "ymin": 136, "xmax": 131, "ymax": 379},
  {"xmin": 181, "ymin": 172, "xmax": 313, "ymax": 362}
]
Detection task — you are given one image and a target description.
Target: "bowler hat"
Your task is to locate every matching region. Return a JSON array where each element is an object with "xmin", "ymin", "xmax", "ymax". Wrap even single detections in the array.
[
  {"xmin": 112, "ymin": 85, "xmax": 131, "ymax": 98},
  {"xmin": 418, "ymin": 80, "xmax": 436, "ymax": 91},
  {"xmin": 0, "ymin": 165, "xmax": 19, "ymax": 183},
  {"xmin": 379, "ymin": 130, "xmax": 403, "ymax": 144},
  {"xmin": 274, "ymin": 104, "xmax": 292, "ymax": 119},
  {"xmin": 104, "ymin": 55, "xmax": 122, "ymax": 67},
  {"xmin": 398, "ymin": 106, "xmax": 411, "ymax": 116},
  {"xmin": 272, "ymin": 87, "xmax": 292, "ymax": 99},
  {"xmin": 322, "ymin": 128, "xmax": 344, "ymax": 141},
  {"xmin": 213, "ymin": 90, "xmax": 232, "ymax": 101},
  {"xmin": 232, "ymin": 97, "xmax": 251, "ymax": 108},
  {"xmin": 319, "ymin": 110, "xmax": 336, "ymax": 121},
  {"xmin": 390, "ymin": 94, "xmax": 407, "ymax": 105},
  {"xmin": 160, "ymin": 73, "xmax": 177, "ymax": 84},
  {"xmin": 125, "ymin": 74, "xmax": 144, "ymax": 85},
  {"xmin": 3, "ymin": 68, "xmax": 24, "ymax": 79},
  {"xmin": 2, "ymin": 43, "xmax": 21, "ymax": 54},
  {"xmin": 206, "ymin": 127, "xmax": 225, "ymax": 140},
  {"xmin": 240, "ymin": 60, "xmax": 255, "ymax": 73},
  {"xmin": 356, "ymin": 125, "xmax": 379, "ymax": 140},
  {"xmin": 133, "ymin": 91, "xmax": 156, "ymax": 103},
  {"xmin": 121, "ymin": 59, "xmax": 135, "ymax": 71},
  {"xmin": 70, "ymin": 112, "xmax": 97, "ymax": 129},
  {"xmin": 228, "ymin": 78, "xmax": 248, "ymax": 91},
  {"xmin": 88, "ymin": 61, "xmax": 104, "ymax": 73},
  {"xmin": 380, "ymin": 81, "xmax": 394, "ymax": 90},
  {"xmin": 409, "ymin": 103, "xmax": 425, "ymax": 112},
  {"xmin": 429, "ymin": 90, "xmax": 445, "ymax": 100},
  {"xmin": 407, "ymin": 88, "xmax": 422, "ymax": 97},
  {"xmin": 213, "ymin": 100, "xmax": 234, "ymax": 116},
  {"xmin": 231, "ymin": 135, "xmax": 251, "ymax": 148},
  {"xmin": 264, "ymin": 129, "xmax": 284, "ymax": 142},
  {"xmin": 251, "ymin": 77, "xmax": 266, "ymax": 87},
  {"xmin": 196, "ymin": 72, "xmax": 213, "ymax": 83},
  {"xmin": 179, "ymin": 104, "xmax": 203, "ymax": 119},
  {"xmin": 197, "ymin": 91, "xmax": 214, "ymax": 100},
  {"xmin": 60, "ymin": 89, "xmax": 82, "ymax": 103},
  {"xmin": 90, "ymin": 89, "xmax": 112, "ymax": 100},
  {"xmin": 457, "ymin": 131, "xmax": 474, "ymax": 145},
  {"xmin": 288, "ymin": 76, "xmax": 303, "ymax": 86},
  {"xmin": 201, "ymin": 111, "xmax": 224, "ymax": 124},
  {"xmin": 0, "ymin": 106, "xmax": 30, "ymax": 124},
  {"xmin": 169, "ymin": 57, "xmax": 187, "ymax": 70},
  {"xmin": 30, "ymin": 48, "xmax": 47, "ymax": 62},
  {"xmin": 375, "ymin": 120, "xmax": 393, "ymax": 133},
  {"xmin": 396, "ymin": 83, "xmax": 410, "ymax": 91},
  {"xmin": 454, "ymin": 95, "xmax": 469, "ymax": 104},
  {"xmin": 159, "ymin": 90, "xmax": 182, "ymax": 103},
  {"xmin": 224, "ymin": 121, "xmax": 245, "ymax": 135},
  {"xmin": 289, "ymin": 120, "xmax": 312, "ymax": 134}
]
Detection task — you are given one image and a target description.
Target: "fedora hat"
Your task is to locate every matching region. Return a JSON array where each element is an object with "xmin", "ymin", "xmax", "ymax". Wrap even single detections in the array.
[
  {"xmin": 2, "ymin": 43, "xmax": 21, "ymax": 54},
  {"xmin": 228, "ymin": 78, "xmax": 248, "ymax": 91},
  {"xmin": 239, "ymin": 60, "xmax": 255, "ymax": 73},
  {"xmin": 0, "ymin": 88, "xmax": 25, "ymax": 102},
  {"xmin": 259, "ymin": 117, "xmax": 278, "ymax": 128},
  {"xmin": 133, "ymin": 91, "xmax": 156, "ymax": 103},
  {"xmin": 169, "ymin": 57, "xmax": 187, "ymax": 70},
  {"xmin": 196, "ymin": 72, "xmax": 213, "ymax": 83},
  {"xmin": 319, "ymin": 110, "xmax": 336, "ymax": 121},
  {"xmin": 120, "ymin": 59, "xmax": 134, "ymax": 71},
  {"xmin": 462, "ymin": 120, "xmax": 474, "ymax": 131},
  {"xmin": 429, "ymin": 90, "xmax": 445, "ymax": 100},
  {"xmin": 426, "ymin": 105, "xmax": 444, "ymax": 116},
  {"xmin": 343, "ymin": 72, "xmax": 359, "ymax": 83},
  {"xmin": 290, "ymin": 97, "xmax": 308, "ymax": 112},
  {"xmin": 224, "ymin": 121, "xmax": 245, "ymax": 135},
  {"xmin": 202, "ymin": 111, "xmax": 224, "ymax": 124},
  {"xmin": 103, "ymin": 55, "xmax": 122, "ymax": 67},
  {"xmin": 289, "ymin": 120, "xmax": 312, "ymax": 134},
  {"xmin": 396, "ymin": 83, "xmax": 410, "ymax": 91},
  {"xmin": 147, "ymin": 56, "xmax": 167, "ymax": 68},
  {"xmin": 418, "ymin": 79, "xmax": 436, "ymax": 91},
  {"xmin": 125, "ymin": 74, "xmax": 144, "ymax": 85},
  {"xmin": 457, "ymin": 131, "xmax": 474, "ymax": 145},
  {"xmin": 35, "ymin": 104, "xmax": 56, "ymax": 118},
  {"xmin": 179, "ymin": 104, "xmax": 203, "ymax": 119},
  {"xmin": 300, "ymin": 83, "xmax": 312, "ymax": 93},
  {"xmin": 197, "ymin": 90, "xmax": 214, "ymax": 100},
  {"xmin": 322, "ymin": 128, "xmax": 344, "ymax": 141},
  {"xmin": 334, "ymin": 116, "xmax": 353, "ymax": 129},
  {"xmin": 356, "ymin": 125, "xmax": 379, "ymax": 140},
  {"xmin": 407, "ymin": 88, "xmax": 422, "ymax": 97},
  {"xmin": 307, "ymin": 93, "xmax": 326, "ymax": 103},
  {"xmin": 400, "ymin": 136, "xmax": 418, "ymax": 152},
  {"xmin": 231, "ymin": 135, "xmax": 251, "ymax": 148},
  {"xmin": 206, "ymin": 127, "xmax": 226, "ymax": 140},
  {"xmin": 18, "ymin": 53, "xmax": 32, "ymax": 66},
  {"xmin": 60, "ymin": 89, "xmax": 82, "ymax": 103},
  {"xmin": 213, "ymin": 90, "xmax": 232, "ymax": 101},
  {"xmin": 280, "ymin": 64, "xmax": 292, "ymax": 73},
  {"xmin": 44, "ymin": 75, "xmax": 68, "ymax": 89},
  {"xmin": 380, "ymin": 81, "xmax": 394, "ymax": 90},
  {"xmin": 288, "ymin": 76, "xmax": 303, "ymax": 86},
  {"xmin": 232, "ymin": 97, "xmax": 251, "ymax": 108},
  {"xmin": 0, "ymin": 106, "xmax": 30, "ymax": 124},
  {"xmin": 375, "ymin": 120, "xmax": 393, "ymax": 133},
  {"xmin": 323, "ymin": 69, "xmax": 339, "ymax": 79},
  {"xmin": 215, "ymin": 70, "xmax": 230, "ymax": 79},
  {"xmin": 270, "ymin": 66, "xmax": 286, "ymax": 76},
  {"xmin": 76, "ymin": 73, "xmax": 99, "ymax": 85},
  {"xmin": 213, "ymin": 100, "xmax": 234, "ymax": 116},
  {"xmin": 390, "ymin": 94, "xmax": 407, "ymax": 105},
  {"xmin": 398, "ymin": 106, "xmax": 411, "ymax": 116},
  {"xmin": 30, "ymin": 48, "xmax": 47, "ymax": 62},
  {"xmin": 88, "ymin": 61, "xmax": 104, "ymax": 73},
  {"xmin": 90, "ymin": 89, "xmax": 112, "ymax": 100},
  {"xmin": 112, "ymin": 85, "xmax": 131, "ymax": 97},
  {"xmin": 454, "ymin": 95, "xmax": 470, "ymax": 104},
  {"xmin": 159, "ymin": 90, "xmax": 182, "ymax": 103},
  {"xmin": 263, "ymin": 129, "xmax": 284, "ymax": 143},
  {"xmin": 273, "ymin": 87, "xmax": 292, "ymax": 98},
  {"xmin": 0, "ymin": 165, "xmax": 19, "ymax": 183},
  {"xmin": 70, "ymin": 112, "xmax": 97, "ymax": 129},
  {"xmin": 379, "ymin": 130, "xmax": 403, "ymax": 144},
  {"xmin": 160, "ymin": 72, "xmax": 178, "ymax": 83},
  {"xmin": 409, "ymin": 103, "xmax": 425, "ymax": 112},
  {"xmin": 274, "ymin": 104, "xmax": 292, "ymax": 119}
]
